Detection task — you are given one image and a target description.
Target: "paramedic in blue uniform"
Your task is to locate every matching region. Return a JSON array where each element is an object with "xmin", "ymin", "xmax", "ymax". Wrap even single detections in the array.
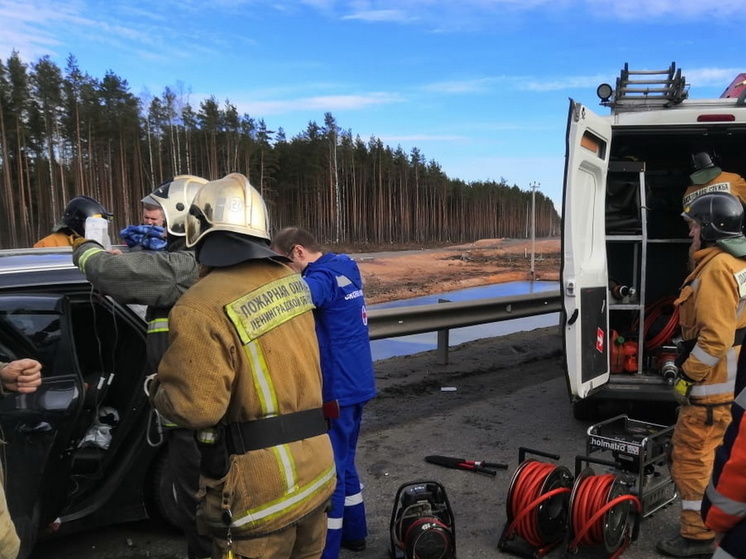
[{"xmin": 272, "ymin": 227, "xmax": 377, "ymax": 557}]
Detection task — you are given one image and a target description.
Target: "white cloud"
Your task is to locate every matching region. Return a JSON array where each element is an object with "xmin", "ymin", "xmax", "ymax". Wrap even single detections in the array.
[
  {"xmin": 342, "ymin": 9, "xmax": 412, "ymax": 22},
  {"xmin": 231, "ymin": 92, "xmax": 403, "ymax": 115}
]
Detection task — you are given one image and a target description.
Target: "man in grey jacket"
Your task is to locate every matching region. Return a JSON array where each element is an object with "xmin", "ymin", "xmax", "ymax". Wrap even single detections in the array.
[{"xmin": 72, "ymin": 175, "xmax": 211, "ymax": 559}]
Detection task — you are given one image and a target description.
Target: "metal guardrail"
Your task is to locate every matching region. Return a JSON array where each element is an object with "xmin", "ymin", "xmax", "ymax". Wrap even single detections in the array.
[{"xmin": 366, "ymin": 288, "xmax": 562, "ymax": 340}]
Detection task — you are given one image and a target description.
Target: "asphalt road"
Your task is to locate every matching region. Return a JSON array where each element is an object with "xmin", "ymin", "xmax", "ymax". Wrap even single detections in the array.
[{"xmin": 31, "ymin": 327, "xmax": 683, "ymax": 559}]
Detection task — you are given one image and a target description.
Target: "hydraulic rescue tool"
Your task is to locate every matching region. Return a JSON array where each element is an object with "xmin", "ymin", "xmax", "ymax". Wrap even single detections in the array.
[
  {"xmin": 424, "ymin": 455, "xmax": 508, "ymax": 476},
  {"xmin": 389, "ymin": 480, "xmax": 456, "ymax": 559},
  {"xmin": 586, "ymin": 415, "xmax": 676, "ymax": 518}
]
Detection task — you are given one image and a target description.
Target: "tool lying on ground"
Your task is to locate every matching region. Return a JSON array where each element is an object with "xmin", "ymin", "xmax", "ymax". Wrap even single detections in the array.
[{"xmin": 425, "ymin": 455, "xmax": 508, "ymax": 476}]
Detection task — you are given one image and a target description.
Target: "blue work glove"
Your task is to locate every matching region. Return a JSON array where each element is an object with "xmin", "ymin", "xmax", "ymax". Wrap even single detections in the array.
[{"xmin": 119, "ymin": 225, "xmax": 167, "ymax": 251}]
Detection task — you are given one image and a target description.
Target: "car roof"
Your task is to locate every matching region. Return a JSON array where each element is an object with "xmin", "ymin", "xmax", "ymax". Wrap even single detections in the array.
[{"xmin": 0, "ymin": 247, "xmax": 87, "ymax": 289}]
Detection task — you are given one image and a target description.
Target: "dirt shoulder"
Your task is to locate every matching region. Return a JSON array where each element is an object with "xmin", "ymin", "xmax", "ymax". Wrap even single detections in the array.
[{"xmin": 350, "ymin": 238, "xmax": 560, "ymax": 305}]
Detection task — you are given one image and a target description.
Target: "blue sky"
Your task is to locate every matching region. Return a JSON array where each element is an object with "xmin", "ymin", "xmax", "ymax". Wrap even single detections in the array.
[{"xmin": 1, "ymin": 1, "xmax": 746, "ymax": 211}]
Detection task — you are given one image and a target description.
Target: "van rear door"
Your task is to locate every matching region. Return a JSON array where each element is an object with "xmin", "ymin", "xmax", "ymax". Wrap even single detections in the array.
[{"xmin": 562, "ymin": 100, "xmax": 612, "ymax": 401}]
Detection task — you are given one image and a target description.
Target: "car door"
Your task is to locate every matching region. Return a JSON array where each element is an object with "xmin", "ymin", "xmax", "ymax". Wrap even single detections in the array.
[
  {"xmin": 561, "ymin": 100, "xmax": 612, "ymax": 401},
  {"xmin": 0, "ymin": 294, "xmax": 85, "ymax": 556}
]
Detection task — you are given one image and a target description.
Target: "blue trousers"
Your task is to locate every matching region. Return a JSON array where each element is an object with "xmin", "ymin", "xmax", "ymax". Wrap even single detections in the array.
[{"xmin": 321, "ymin": 403, "xmax": 368, "ymax": 559}]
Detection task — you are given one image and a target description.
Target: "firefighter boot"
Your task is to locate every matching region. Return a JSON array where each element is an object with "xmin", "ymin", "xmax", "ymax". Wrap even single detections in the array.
[{"xmin": 656, "ymin": 535, "xmax": 715, "ymax": 557}]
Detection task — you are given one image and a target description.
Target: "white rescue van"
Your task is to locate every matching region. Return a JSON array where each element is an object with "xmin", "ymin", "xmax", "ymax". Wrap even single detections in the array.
[{"xmin": 561, "ymin": 63, "xmax": 746, "ymax": 419}]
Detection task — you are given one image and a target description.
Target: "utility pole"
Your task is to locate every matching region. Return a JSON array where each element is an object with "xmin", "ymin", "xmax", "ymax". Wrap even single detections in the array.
[{"xmin": 529, "ymin": 181, "xmax": 540, "ymax": 280}]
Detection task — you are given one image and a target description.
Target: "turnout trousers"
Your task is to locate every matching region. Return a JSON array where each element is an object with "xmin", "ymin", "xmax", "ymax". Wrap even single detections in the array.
[
  {"xmin": 213, "ymin": 505, "xmax": 327, "ymax": 559},
  {"xmin": 671, "ymin": 403, "xmax": 732, "ymax": 540},
  {"xmin": 166, "ymin": 428, "xmax": 213, "ymax": 559},
  {"xmin": 321, "ymin": 403, "xmax": 368, "ymax": 559}
]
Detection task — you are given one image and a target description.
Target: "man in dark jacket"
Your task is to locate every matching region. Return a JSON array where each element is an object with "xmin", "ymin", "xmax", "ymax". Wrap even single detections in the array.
[
  {"xmin": 272, "ymin": 227, "xmax": 377, "ymax": 558},
  {"xmin": 72, "ymin": 175, "xmax": 211, "ymax": 559}
]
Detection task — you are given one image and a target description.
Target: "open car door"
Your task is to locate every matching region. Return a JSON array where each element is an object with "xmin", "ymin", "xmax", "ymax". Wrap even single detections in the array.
[
  {"xmin": 561, "ymin": 100, "xmax": 612, "ymax": 402},
  {"xmin": 0, "ymin": 294, "xmax": 84, "ymax": 558}
]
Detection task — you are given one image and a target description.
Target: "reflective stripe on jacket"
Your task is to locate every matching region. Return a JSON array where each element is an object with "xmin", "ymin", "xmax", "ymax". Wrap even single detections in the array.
[
  {"xmin": 152, "ymin": 259, "xmax": 336, "ymax": 541},
  {"xmin": 675, "ymin": 247, "xmax": 746, "ymax": 404}
]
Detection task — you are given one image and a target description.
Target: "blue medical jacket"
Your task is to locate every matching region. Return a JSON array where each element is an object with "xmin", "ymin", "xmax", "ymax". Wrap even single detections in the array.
[{"xmin": 303, "ymin": 253, "xmax": 377, "ymax": 406}]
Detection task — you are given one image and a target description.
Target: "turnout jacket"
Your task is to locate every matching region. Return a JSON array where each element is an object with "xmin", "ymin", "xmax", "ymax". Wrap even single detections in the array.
[
  {"xmin": 703, "ymin": 361, "xmax": 746, "ymax": 559},
  {"xmin": 34, "ymin": 230, "xmax": 75, "ymax": 248},
  {"xmin": 684, "ymin": 170, "xmax": 746, "ymax": 208},
  {"xmin": 152, "ymin": 259, "xmax": 336, "ymax": 540},
  {"xmin": 675, "ymin": 246, "xmax": 746, "ymax": 404},
  {"xmin": 303, "ymin": 252, "xmax": 376, "ymax": 406},
  {"xmin": 72, "ymin": 240, "xmax": 199, "ymax": 374}
]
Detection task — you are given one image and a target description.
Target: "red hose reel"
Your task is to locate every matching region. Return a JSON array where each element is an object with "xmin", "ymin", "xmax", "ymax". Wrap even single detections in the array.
[{"xmin": 499, "ymin": 448, "xmax": 641, "ymax": 559}]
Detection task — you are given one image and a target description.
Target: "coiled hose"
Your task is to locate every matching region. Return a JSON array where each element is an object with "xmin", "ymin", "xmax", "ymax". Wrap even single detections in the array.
[
  {"xmin": 506, "ymin": 461, "xmax": 572, "ymax": 554},
  {"xmin": 569, "ymin": 473, "xmax": 641, "ymax": 559}
]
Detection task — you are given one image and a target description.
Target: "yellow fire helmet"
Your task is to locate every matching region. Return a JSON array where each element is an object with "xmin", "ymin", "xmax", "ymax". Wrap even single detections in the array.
[
  {"xmin": 186, "ymin": 173, "xmax": 270, "ymax": 248},
  {"xmin": 147, "ymin": 175, "xmax": 209, "ymax": 236}
]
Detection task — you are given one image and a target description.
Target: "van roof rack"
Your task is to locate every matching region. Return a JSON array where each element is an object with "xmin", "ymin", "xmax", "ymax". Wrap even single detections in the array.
[{"xmin": 602, "ymin": 62, "xmax": 689, "ymax": 111}]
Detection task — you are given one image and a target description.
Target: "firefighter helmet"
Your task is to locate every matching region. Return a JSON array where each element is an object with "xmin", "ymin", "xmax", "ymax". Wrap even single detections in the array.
[
  {"xmin": 186, "ymin": 173, "xmax": 270, "ymax": 248},
  {"xmin": 682, "ymin": 192, "xmax": 744, "ymax": 242},
  {"xmin": 57, "ymin": 196, "xmax": 113, "ymax": 237},
  {"xmin": 147, "ymin": 175, "xmax": 208, "ymax": 236},
  {"xmin": 690, "ymin": 151, "xmax": 715, "ymax": 172}
]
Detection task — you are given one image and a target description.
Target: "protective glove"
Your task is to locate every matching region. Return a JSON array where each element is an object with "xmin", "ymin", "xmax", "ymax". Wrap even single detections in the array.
[{"xmin": 672, "ymin": 372, "xmax": 696, "ymax": 406}]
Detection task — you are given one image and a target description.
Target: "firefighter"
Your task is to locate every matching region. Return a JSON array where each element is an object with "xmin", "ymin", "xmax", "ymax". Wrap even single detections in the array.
[
  {"xmin": 34, "ymin": 196, "xmax": 113, "ymax": 248},
  {"xmin": 683, "ymin": 150, "xmax": 746, "ymax": 208},
  {"xmin": 702, "ymin": 343, "xmax": 746, "ymax": 559},
  {"xmin": 657, "ymin": 192, "xmax": 746, "ymax": 557},
  {"xmin": 150, "ymin": 173, "xmax": 336, "ymax": 559},
  {"xmin": 72, "ymin": 175, "xmax": 212, "ymax": 559},
  {"xmin": 271, "ymin": 227, "xmax": 376, "ymax": 557}
]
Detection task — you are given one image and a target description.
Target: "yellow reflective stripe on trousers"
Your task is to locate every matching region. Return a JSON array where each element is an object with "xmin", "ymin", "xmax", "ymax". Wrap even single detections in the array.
[
  {"xmin": 244, "ymin": 340, "xmax": 298, "ymax": 492},
  {"xmin": 77, "ymin": 245, "xmax": 104, "ymax": 271},
  {"xmin": 231, "ymin": 465, "xmax": 336, "ymax": 529},
  {"xmin": 148, "ymin": 318, "xmax": 169, "ymax": 334}
]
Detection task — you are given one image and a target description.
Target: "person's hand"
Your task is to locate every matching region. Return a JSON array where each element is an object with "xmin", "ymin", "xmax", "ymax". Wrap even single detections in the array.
[
  {"xmin": 1, "ymin": 358, "xmax": 42, "ymax": 393},
  {"xmin": 672, "ymin": 372, "xmax": 695, "ymax": 405},
  {"xmin": 107, "ymin": 248, "xmax": 123, "ymax": 255}
]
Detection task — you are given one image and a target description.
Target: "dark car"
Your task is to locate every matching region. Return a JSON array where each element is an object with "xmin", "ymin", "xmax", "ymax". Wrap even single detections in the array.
[{"xmin": 0, "ymin": 247, "xmax": 175, "ymax": 558}]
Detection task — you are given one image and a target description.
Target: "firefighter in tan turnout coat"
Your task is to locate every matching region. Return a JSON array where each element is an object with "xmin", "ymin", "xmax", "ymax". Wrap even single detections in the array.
[
  {"xmin": 658, "ymin": 192, "xmax": 746, "ymax": 558},
  {"xmin": 151, "ymin": 173, "xmax": 335, "ymax": 559}
]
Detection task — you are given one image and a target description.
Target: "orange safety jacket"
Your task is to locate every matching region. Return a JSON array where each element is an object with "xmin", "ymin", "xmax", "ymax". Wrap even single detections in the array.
[
  {"xmin": 33, "ymin": 231, "xmax": 75, "ymax": 248},
  {"xmin": 702, "ymin": 366, "xmax": 746, "ymax": 558}
]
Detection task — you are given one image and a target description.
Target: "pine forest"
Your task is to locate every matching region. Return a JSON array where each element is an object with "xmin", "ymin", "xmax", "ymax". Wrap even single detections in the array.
[{"xmin": 0, "ymin": 52, "xmax": 560, "ymax": 249}]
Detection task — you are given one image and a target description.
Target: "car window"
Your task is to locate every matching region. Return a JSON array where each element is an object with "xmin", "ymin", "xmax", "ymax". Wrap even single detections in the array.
[{"xmin": 0, "ymin": 311, "xmax": 62, "ymax": 374}]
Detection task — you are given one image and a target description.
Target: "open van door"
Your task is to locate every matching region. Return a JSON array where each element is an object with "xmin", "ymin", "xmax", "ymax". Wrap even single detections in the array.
[{"xmin": 561, "ymin": 100, "xmax": 612, "ymax": 404}]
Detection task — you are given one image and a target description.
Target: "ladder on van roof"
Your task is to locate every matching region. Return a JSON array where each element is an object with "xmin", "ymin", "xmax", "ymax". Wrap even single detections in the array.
[{"xmin": 607, "ymin": 62, "xmax": 689, "ymax": 111}]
